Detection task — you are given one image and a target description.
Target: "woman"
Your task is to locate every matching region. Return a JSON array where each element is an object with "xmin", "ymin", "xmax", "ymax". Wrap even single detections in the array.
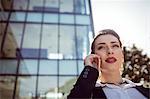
[{"xmin": 67, "ymin": 29, "xmax": 149, "ymax": 99}]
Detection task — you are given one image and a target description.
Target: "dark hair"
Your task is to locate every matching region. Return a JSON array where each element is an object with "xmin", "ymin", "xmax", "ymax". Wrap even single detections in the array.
[{"xmin": 91, "ymin": 29, "xmax": 122, "ymax": 54}]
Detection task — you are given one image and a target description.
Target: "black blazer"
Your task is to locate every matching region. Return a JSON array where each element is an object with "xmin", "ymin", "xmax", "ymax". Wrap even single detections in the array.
[{"xmin": 67, "ymin": 66, "xmax": 150, "ymax": 99}]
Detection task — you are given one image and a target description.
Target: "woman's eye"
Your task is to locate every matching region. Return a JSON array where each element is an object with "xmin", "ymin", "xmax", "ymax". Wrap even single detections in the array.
[
  {"xmin": 112, "ymin": 44, "xmax": 119, "ymax": 48},
  {"xmin": 98, "ymin": 46, "xmax": 105, "ymax": 50}
]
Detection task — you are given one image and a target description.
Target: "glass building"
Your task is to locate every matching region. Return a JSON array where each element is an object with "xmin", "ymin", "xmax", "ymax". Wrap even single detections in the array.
[{"xmin": 0, "ymin": 0, "xmax": 94, "ymax": 98}]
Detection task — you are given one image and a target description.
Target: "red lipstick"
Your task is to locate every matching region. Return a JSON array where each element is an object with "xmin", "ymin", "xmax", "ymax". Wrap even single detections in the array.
[{"xmin": 105, "ymin": 57, "xmax": 117, "ymax": 63}]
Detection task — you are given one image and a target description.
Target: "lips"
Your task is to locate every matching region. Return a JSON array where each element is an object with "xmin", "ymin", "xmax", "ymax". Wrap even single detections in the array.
[{"xmin": 105, "ymin": 57, "xmax": 117, "ymax": 63}]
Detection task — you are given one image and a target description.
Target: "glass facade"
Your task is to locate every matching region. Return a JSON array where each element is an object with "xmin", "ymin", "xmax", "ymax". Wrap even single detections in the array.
[{"xmin": 0, "ymin": 0, "xmax": 94, "ymax": 99}]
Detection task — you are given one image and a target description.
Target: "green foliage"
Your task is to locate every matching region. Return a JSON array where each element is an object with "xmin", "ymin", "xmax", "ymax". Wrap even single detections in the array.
[{"xmin": 122, "ymin": 44, "xmax": 150, "ymax": 87}]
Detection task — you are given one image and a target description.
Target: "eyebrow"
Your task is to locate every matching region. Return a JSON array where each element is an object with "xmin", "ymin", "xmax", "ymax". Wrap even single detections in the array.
[{"xmin": 97, "ymin": 41, "xmax": 119, "ymax": 45}]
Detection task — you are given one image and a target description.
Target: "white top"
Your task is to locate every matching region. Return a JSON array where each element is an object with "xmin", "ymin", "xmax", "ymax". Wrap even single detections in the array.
[{"xmin": 95, "ymin": 78, "xmax": 147, "ymax": 99}]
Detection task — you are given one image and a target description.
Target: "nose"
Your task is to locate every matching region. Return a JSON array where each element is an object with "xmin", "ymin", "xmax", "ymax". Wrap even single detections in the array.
[{"xmin": 107, "ymin": 47, "xmax": 114, "ymax": 55}]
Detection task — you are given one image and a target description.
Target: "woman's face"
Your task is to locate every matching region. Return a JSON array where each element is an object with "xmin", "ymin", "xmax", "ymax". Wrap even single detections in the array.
[{"xmin": 94, "ymin": 34, "xmax": 124, "ymax": 72}]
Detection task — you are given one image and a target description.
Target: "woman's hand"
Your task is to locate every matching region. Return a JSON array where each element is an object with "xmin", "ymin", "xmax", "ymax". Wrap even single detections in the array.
[{"xmin": 84, "ymin": 54, "xmax": 101, "ymax": 71}]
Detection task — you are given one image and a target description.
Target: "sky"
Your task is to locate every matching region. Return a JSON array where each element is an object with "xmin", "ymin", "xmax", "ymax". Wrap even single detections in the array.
[{"xmin": 91, "ymin": 0, "xmax": 150, "ymax": 56}]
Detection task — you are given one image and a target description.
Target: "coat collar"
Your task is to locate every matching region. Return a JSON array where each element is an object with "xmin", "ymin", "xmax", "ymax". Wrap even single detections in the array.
[{"xmin": 95, "ymin": 78, "xmax": 142, "ymax": 89}]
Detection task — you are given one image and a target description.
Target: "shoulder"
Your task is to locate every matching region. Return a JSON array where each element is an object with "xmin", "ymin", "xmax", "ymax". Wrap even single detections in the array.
[{"xmin": 135, "ymin": 85, "xmax": 150, "ymax": 98}]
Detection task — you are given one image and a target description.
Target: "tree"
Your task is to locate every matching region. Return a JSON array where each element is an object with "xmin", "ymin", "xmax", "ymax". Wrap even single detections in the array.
[{"xmin": 122, "ymin": 44, "xmax": 150, "ymax": 88}]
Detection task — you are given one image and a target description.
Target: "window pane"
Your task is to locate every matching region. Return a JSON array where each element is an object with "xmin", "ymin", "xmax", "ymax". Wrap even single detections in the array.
[
  {"xmin": 78, "ymin": 60, "xmax": 84, "ymax": 75},
  {"xmin": 0, "ymin": 60, "xmax": 17, "ymax": 74},
  {"xmin": 9, "ymin": 23, "xmax": 24, "ymax": 48},
  {"xmin": 16, "ymin": 76, "xmax": 36, "ymax": 99},
  {"xmin": 38, "ymin": 76, "xmax": 57, "ymax": 98},
  {"xmin": 3, "ymin": 23, "xmax": 19, "ymax": 58},
  {"xmin": 59, "ymin": 60, "xmax": 77, "ymax": 75},
  {"xmin": 0, "ymin": 76, "xmax": 15, "ymax": 98},
  {"xmin": 60, "ymin": 0, "xmax": 73, "ymax": 13},
  {"xmin": 39, "ymin": 60, "xmax": 57, "ymax": 74},
  {"xmin": 85, "ymin": 0, "xmax": 90, "ymax": 14},
  {"xmin": 13, "ymin": 0, "xmax": 28, "ymax": 10},
  {"xmin": 60, "ymin": 14, "xmax": 74, "ymax": 24},
  {"xmin": 22, "ymin": 24, "xmax": 41, "ymax": 58},
  {"xmin": 59, "ymin": 25, "xmax": 76, "ymax": 59},
  {"xmin": 44, "ymin": 13, "xmax": 58, "ymax": 23},
  {"xmin": 10, "ymin": 12, "xmax": 26, "ymax": 22},
  {"xmin": 41, "ymin": 25, "xmax": 58, "ymax": 59},
  {"xmin": 27, "ymin": 12, "xmax": 42, "ymax": 22},
  {"xmin": 1, "ymin": 12, "xmax": 9, "ymax": 21},
  {"xmin": 29, "ymin": 0, "xmax": 44, "ymax": 11},
  {"xmin": 59, "ymin": 76, "xmax": 77, "ymax": 98},
  {"xmin": 74, "ymin": 0, "xmax": 86, "ymax": 14},
  {"xmin": 45, "ymin": 0, "xmax": 59, "ymax": 12},
  {"xmin": 0, "ymin": 23, "xmax": 6, "ymax": 54},
  {"xmin": 76, "ymin": 15, "xmax": 90, "ymax": 25},
  {"xmin": 19, "ymin": 60, "xmax": 38, "ymax": 74},
  {"xmin": 76, "ymin": 26, "xmax": 89, "ymax": 59}
]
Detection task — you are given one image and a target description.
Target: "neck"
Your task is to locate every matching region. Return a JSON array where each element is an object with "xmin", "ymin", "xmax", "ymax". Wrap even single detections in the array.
[{"xmin": 99, "ymin": 71, "xmax": 123, "ymax": 85}]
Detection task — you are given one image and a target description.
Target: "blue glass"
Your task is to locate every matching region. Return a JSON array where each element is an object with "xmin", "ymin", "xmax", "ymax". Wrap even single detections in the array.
[
  {"xmin": 10, "ymin": 12, "xmax": 26, "ymax": 21},
  {"xmin": 16, "ymin": 76, "xmax": 36, "ymax": 98},
  {"xmin": 78, "ymin": 60, "xmax": 84, "ymax": 74},
  {"xmin": 59, "ymin": 60, "xmax": 77, "ymax": 75},
  {"xmin": 22, "ymin": 24, "xmax": 41, "ymax": 49},
  {"xmin": 19, "ymin": 60, "xmax": 38, "ymax": 74},
  {"xmin": 44, "ymin": 13, "xmax": 58, "ymax": 23},
  {"xmin": 59, "ymin": 25, "xmax": 76, "ymax": 59},
  {"xmin": 60, "ymin": 14, "xmax": 74, "ymax": 24},
  {"xmin": 0, "ymin": 60, "xmax": 17, "ymax": 74},
  {"xmin": 27, "ymin": 12, "xmax": 42, "ymax": 22},
  {"xmin": 38, "ymin": 76, "xmax": 57, "ymax": 95},
  {"xmin": 76, "ymin": 26, "xmax": 89, "ymax": 59},
  {"xmin": 60, "ymin": 0, "xmax": 73, "ymax": 13},
  {"xmin": 39, "ymin": 60, "xmax": 57, "ymax": 74},
  {"xmin": 9, "ymin": 23, "xmax": 23, "ymax": 48},
  {"xmin": 59, "ymin": 76, "xmax": 77, "ymax": 97},
  {"xmin": 76, "ymin": 15, "xmax": 90, "ymax": 25},
  {"xmin": 41, "ymin": 25, "xmax": 58, "ymax": 58}
]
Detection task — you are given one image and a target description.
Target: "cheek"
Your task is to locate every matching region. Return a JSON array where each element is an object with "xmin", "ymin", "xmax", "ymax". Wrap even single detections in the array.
[{"xmin": 116, "ymin": 52, "xmax": 124, "ymax": 62}]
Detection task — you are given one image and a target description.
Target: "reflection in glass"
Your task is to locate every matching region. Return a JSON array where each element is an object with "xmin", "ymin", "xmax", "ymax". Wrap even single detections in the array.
[
  {"xmin": 76, "ymin": 26, "xmax": 89, "ymax": 59},
  {"xmin": 1, "ymin": 12, "xmax": 9, "ymax": 21},
  {"xmin": 0, "ymin": 76, "xmax": 15, "ymax": 99},
  {"xmin": 59, "ymin": 77, "xmax": 77, "ymax": 98},
  {"xmin": 2, "ymin": 23, "xmax": 18, "ymax": 58},
  {"xmin": 85, "ymin": 0, "xmax": 90, "ymax": 14},
  {"xmin": 60, "ymin": 14, "xmax": 74, "ymax": 24},
  {"xmin": 38, "ymin": 76, "xmax": 57, "ymax": 98},
  {"xmin": 22, "ymin": 24, "xmax": 41, "ymax": 58},
  {"xmin": 59, "ymin": 25, "xmax": 76, "ymax": 59},
  {"xmin": 13, "ymin": 0, "xmax": 28, "ymax": 10},
  {"xmin": 29, "ymin": 0, "xmax": 43, "ymax": 11},
  {"xmin": 78, "ymin": 60, "xmax": 84, "ymax": 74},
  {"xmin": 45, "ymin": 0, "xmax": 59, "ymax": 12},
  {"xmin": 74, "ymin": 0, "xmax": 85, "ymax": 14},
  {"xmin": 60, "ymin": 0, "xmax": 73, "ymax": 13},
  {"xmin": 19, "ymin": 60, "xmax": 38, "ymax": 74},
  {"xmin": 39, "ymin": 60, "xmax": 57, "ymax": 74},
  {"xmin": 44, "ymin": 13, "xmax": 58, "ymax": 23},
  {"xmin": 9, "ymin": 23, "xmax": 24, "ymax": 48},
  {"xmin": 0, "ymin": 60, "xmax": 17, "ymax": 74},
  {"xmin": 0, "ymin": 23, "xmax": 6, "ymax": 57},
  {"xmin": 41, "ymin": 24, "xmax": 58, "ymax": 59},
  {"xmin": 76, "ymin": 15, "xmax": 90, "ymax": 25},
  {"xmin": 10, "ymin": 12, "xmax": 26, "ymax": 22},
  {"xmin": 16, "ymin": 76, "xmax": 36, "ymax": 99},
  {"xmin": 27, "ymin": 12, "xmax": 42, "ymax": 22},
  {"xmin": 59, "ymin": 60, "xmax": 77, "ymax": 75}
]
